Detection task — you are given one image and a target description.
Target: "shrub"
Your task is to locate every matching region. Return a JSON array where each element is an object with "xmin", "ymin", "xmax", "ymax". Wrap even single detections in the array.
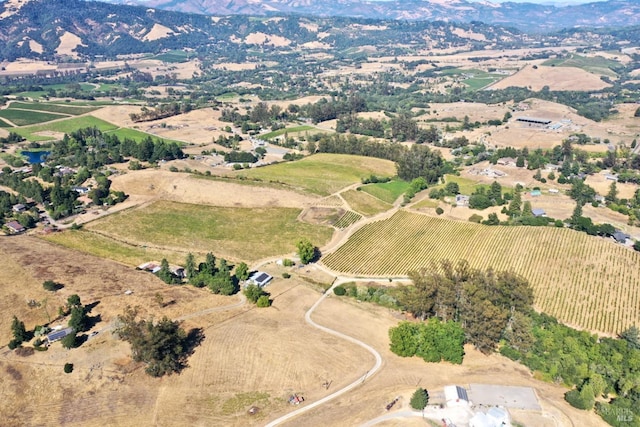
[
  {"xmin": 256, "ymin": 295, "xmax": 271, "ymax": 308},
  {"xmin": 282, "ymin": 272, "xmax": 291, "ymax": 279},
  {"xmin": 8, "ymin": 339, "xmax": 20, "ymax": 350},
  {"xmin": 333, "ymin": 285, "xmax": 346, "ymax": 296},
  {"xmin": 282, "ymin": 258, "xmax": 295, "ymax": 267},
  {"xmin": 64, "ymin": 363, "xmax": 74, "ymax": 374},
  {"xmin": 43, "ymin": 280, "xmax": 61, "ymax": 291},
  {"xmin": 468, "ymin": 214, "xmax": 483, "ymax": 223},
  {"xmin": 435, "ymin": 207, "xmax": 444, "ymax": 215}
]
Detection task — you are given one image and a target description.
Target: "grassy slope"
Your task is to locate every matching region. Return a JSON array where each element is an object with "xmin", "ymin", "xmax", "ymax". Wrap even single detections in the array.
[
  {"xmin": 342, "ymin": 189, "xmax": 392, "ymax": 216},
  {"xmin": 14, "ymin": 116, "xmax": 119, "ymax": 141},
  {"xmin": 234, "ymin": 153, "xmax": 396, "ymax": 196},
  {"xmin": 83, "ymin": 201, "xmax": 334, "ymax": 262},
  {"xmin": 360, "ymin": 180, "xmax": 409, "ymax": 204}
]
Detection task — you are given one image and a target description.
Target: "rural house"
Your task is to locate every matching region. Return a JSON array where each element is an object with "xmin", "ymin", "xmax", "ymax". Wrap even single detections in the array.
[
  {"xmin": 532, "ymin": 208, "xmax": 546, "ymax": 217},
  {"xmin": 5, "ymin": 220, "xmax": 26, "ymax": 234},
  {"xmin": 12, "ymin": 203, "xmax": 26, "ymax": 212},
  {"xmin": 456, "ymin": 195, "xmax": 470, "ymax": 207},
  {"xmin": 46, "ymin": 327, "xmax": 74, "ymax": 344}
]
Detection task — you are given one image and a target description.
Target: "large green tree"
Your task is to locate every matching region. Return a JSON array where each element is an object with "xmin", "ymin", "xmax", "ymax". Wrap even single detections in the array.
[
  {"xmin": 297, "ymin": 238, "xmax": 316, "ymax": 264},
  {"xmin": 114, "ymin": 306, "xmax": 203, "ymax": 377},
  {"xmin": 410, "ymin": 388, "xmax": 429, "ymax": 410}
]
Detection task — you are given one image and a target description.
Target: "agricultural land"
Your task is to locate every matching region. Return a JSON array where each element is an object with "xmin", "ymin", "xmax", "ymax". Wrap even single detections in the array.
[{"xmin": 1, "ymin": 1, "xmax": 640, "ymax": 426}]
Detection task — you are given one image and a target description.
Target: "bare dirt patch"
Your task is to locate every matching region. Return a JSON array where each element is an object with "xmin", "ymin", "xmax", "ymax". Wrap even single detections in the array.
[{"xmin": 299, "ymin": 207, "xmax": 345, "ymax": 226}]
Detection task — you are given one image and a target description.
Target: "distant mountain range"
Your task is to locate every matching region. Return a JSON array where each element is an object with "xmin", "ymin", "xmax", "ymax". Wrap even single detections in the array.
[
  {"xmin": 101, "ymin": 0, "xmax": 640, "ymax": 32},
  {"xmin": 0, "ymin": 0, "xmax": 638, "ymax": 61}
]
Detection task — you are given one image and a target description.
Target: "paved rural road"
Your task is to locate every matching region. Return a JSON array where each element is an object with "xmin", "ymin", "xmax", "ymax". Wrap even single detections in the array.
[{"xmin": 264, "ymin": 278, "xmax": 383, "ymax": 427}]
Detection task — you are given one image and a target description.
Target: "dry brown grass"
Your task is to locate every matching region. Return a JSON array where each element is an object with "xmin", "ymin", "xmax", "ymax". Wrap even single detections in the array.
[
  {"xmin": 490, "ymin": 64, "xmax": 611, "ymax": 91},
  {"xmin": 0, "ymin": 236, "xmax": 605, "ymax": 427}
]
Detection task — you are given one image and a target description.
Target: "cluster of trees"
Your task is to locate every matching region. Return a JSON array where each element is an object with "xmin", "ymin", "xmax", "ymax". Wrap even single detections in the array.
[
  {"xmin": 501, "ymin": 313, "xmax": 640, "ymax": 424},
  {"xmin": 333, "ymin": 282, "xmax": 400, "ymax": 309},
  {"xmin": 468, "ymin": 181, "xmax": 505, "ymax": 210},
  {"xmin": 396, "ymin": 260, "xmax": 534, "ymax": 353},
  {"xmin": 8, "ymin": 315, "xmax": 30, "ymax": 349},
  {"xmin": 224, "ymin": 151, "xmax": 258, "ymax": 164},
  {"xmin": 243, "ymin": 284, "xmax": 271, "ymax": 307},
  {"xmin": 182, "ymin": 253, "xmax": 242, "ymax": 295},
  {"xmin": 114, "ymin": 306, "xmax": 203, "ymax": 377},
  {"xmin": 389, "ymin": 318, "xmax": 465, "ymax": 364},
  {"xmin": 128, "ymin": 102, "xmax": 193, "ymax": 122},
  {"xmin": 52, "ymin": 127, "xmax": 184, "ymax": 167}
]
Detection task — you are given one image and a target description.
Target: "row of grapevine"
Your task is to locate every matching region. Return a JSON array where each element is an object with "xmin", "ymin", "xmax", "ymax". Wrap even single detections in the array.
[
  {"xmin": 333, "ymin": 211, "xmax": 362, "ymax": 229},
  {"xmin": 322, "ymin": 210, "xmax": 640, "ymax": 335}
]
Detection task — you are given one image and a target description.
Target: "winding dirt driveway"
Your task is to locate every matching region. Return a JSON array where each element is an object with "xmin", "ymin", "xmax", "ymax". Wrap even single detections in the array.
[{"xmin": 264, "ymin": 278, "xmax": 383, "ymax": 427}]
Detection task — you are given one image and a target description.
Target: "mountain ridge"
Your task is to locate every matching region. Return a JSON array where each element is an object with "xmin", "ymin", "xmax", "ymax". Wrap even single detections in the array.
[{"xmin": 100, "ymin": 0, "xmax": 640, "ymax": 32}]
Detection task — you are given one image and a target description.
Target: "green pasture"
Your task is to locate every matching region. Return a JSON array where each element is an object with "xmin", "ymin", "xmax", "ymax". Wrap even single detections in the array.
[
  {"xmin": 0, "ymin": 109, "xmax": 67, "ymax": 126},
  {"xmin": 14, "ymin": 116, "xmax": 118, "ymax": 141},
  {"xmin": 8, "ymin": 102, "xmax": 99, "ymax": 115},
  {"xmin": 542, "ymin": 54, "xmax": 620, "ymax": 77},
  {"xmin": 342, "ymin": 189, "xmax": 392, "ymax": 216},
  {"xmin": 104, "ymin": 128, "xmax": 183, "ymax": 145},
  {"xmin": 154, "ymin": 50, "xmax": 190, "ymax": 63},
  {"xmin": 234, "ymin": 153, "xmax": 397, "ymax": 196},
  {"xmin": 360, "ymin": 180, "xmax": 410, "ymax": 204},
  {"xmin": 84, "ymin": 201, "xmax": 334, "ymax": 262},
  {"xmin": 261, "ymin": 125, "xmax": 315, "ymax": 140}
]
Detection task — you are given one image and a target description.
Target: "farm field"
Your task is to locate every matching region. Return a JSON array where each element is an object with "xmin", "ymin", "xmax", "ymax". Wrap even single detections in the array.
[
  {"xmin": 7, "ymin": 101, "xmax": 100, "ymax": 115},
  {"xmin": 105, "ymin": 127, "xmax": 184, "ymax": 144},
  {"xmin": 83, "ymin": 201, "xmax": 334, "ymax": 262},
  {"xmin": 0, "ymin": 235, "xmax": 603, "ymax": 427},
  {"xmin": 14, "ymin": 116, "xmax": 119, "ymax": 141},
  {"xmin": 260, "ymin": 125, "xmax": 315, "ymax": 139},
  {"xmin": 0, "ymin": 108, "xmax": 67, "ymax": 126},
  {"xmin": 322, "ymin": 210, "xmax": 640, "ymax": 334},
  {"xmin": 359, "ymin": 180, "xmax": 409, "ymax": 204},
  {"xmin": 233, "ymin": 153, "xmax": 396, "ymax": 196},
  {"xmin": 341, "ymin": 189, "xmax": 392, "ymax": 216}
]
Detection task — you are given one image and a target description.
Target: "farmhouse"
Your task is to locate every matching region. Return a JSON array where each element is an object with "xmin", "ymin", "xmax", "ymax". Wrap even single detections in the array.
[
  {"xmin": 444, "ymin": 385, "xmax": 470, "ymax": 407},
  {"xmin": 456, "ymin": 195, "xmax": 470, "ymax": 207},
  {"xmin": 12, "ymin": 203, "xmax": 26, "ymax": 212},
  {"xmin": 613, "ymin": 231, "xmax": 630, "ymax": 244},
  {"xmin": 138, "ymin": 261, "xmax": 162, "ymax": 273},
  {"xmin": 46, "ymin": 327, "xmax": 74, "ymax": 343},
  {"xmin": 496, "ymin": 157, "xmax": 516, "ymax": 167},
  {"xmin": 248, "ymin": 271, "xmax": 273, "ymax": 287},
  {"xmin": 532, "ymin": 208, "xmax": 546, "ymax": 217},
  {"xmin": 5, "ymin": 220, "xmax": 26, "ymax": 233}
]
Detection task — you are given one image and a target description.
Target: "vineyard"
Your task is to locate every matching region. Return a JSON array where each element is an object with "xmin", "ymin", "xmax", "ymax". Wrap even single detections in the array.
[
  {"xmin": 333, "ymin": 211, "xmax": 362, "ymax": 229},
  {"xmin": 322, "ymin": 210, "xmax": 640, "ymax": 334}
]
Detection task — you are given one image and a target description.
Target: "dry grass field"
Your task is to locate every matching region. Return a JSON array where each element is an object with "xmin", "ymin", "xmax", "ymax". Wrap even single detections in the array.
[
  {"xmin": 489, "ymin": 64, "xmax": 611, "ymax": 91},
  {"xmin": 0, "ymin": 236, "xmax": 604, "ymax": 427},
  {"xmin": 322, "ymin": 210, "xmax": 640, "ymax": 335}
]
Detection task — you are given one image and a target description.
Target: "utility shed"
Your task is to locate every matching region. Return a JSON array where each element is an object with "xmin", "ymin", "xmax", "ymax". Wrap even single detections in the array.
[{"xmin": 248, "ymin": 271, "xmax": 273, "ymax": 288}]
